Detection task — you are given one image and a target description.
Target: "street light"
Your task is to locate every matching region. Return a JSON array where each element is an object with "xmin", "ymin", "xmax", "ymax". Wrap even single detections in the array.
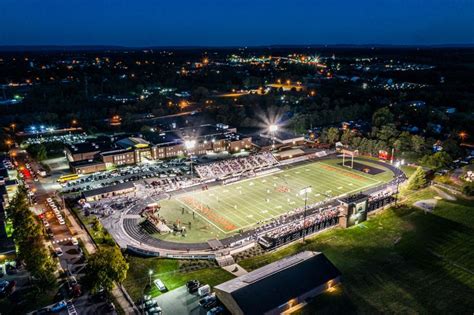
[
  {"xmin": 299, "ymin": 186, "xmax": 312, "ymax": 242},
  {"xmin": 459, "ymin": 131, "xmax": 468, "ymax": 141},
  {"xmin": 148, "ymin": 269, "xmax": 153, "ymax": 286}
]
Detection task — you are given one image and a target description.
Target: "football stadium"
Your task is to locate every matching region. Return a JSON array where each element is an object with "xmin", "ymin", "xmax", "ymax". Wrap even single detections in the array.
[{"xmin": 134, "ymin": 156, "xmax": 398, "ymax": 246}]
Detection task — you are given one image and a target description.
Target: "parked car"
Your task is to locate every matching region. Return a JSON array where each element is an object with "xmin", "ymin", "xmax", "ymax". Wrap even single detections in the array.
[
  {"xmin": 147, "ymin": 306, "xmax": 162, "ymax": 314},
  {"xmin": 187, "ymin": 280, "xmax": 201, "ymax": 294},
  {"xmin": 69, "ymin": 276, "xmax": 78, "ymax": 286},
  {"xmin": 50, "ymin": 300, "xmax": 67, "ymax": 312},
  {"xmin": 199, "ymin": 293, "xmax": 216, "ymax": 306},
  {"xmin": 3, "ymin": 280, "xmax": 16, "ymax": 296},
  {"xmin": 5, "ymin": 263, "xmax": 17, "ymax": 275},
  {"xmin": 0, "ymin": 280, "xmax": 9, "ymax": 295},
  {"xmin": 106, "ymin": 302, "xmax": 116, "ymax": 312},
  {"xmin": 153, "ymin": 279, "xmax": 166, "ymax": 292},
  {"xmin": 54, "ymin": 247, "xmax": 63, "ymax": 257},
  {"xmin": 207, "ymin": 306, "xmax": 224, "ymax": 315}
]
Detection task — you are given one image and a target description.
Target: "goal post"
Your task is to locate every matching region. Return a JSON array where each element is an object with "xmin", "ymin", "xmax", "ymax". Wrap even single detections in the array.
[{"xmin": 341, "ymin": 149, "xmax": 359, "ymax": 168}]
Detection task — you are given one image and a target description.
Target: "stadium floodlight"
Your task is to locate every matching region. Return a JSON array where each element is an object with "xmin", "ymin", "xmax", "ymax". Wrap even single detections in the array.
[
  {"xmin": 269, "ymin": 124, "xmax": 278, "ymax": 133},
  {"xmin": 299, "ymin": 187, "xmax": 312, "ymax": 196},
  {"xmin": 184, "ymin": 139, "xmax": 196, "ymax": 149},
  {"xmin": 299, "ymin": 186, "xmax": 312, "ymax": 242}
]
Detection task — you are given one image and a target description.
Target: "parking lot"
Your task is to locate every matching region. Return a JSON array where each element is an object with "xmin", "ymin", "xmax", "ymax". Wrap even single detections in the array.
[
  {"xmin": 62, "ymin": 160, "xmax": 192, "ymax": 194},
  {"xmin": 154, "ymin": 285, "xmax": 219, "ymax": 315}
]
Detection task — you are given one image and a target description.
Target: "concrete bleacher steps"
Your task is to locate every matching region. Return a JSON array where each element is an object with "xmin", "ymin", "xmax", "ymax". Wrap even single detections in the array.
[{"xmin": 216, "ymin": 255, "xmax": 235, "ymax": 267}]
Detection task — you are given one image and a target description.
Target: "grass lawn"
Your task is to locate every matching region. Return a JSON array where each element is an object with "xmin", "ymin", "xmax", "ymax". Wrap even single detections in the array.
[
  {"xmin": 239, "ymin": 189, "xmax": 474, "ymax": 314},
  {"xmin": 70, "ymin": 205, "xmax": 115, "ymax": 247},
  {"xmin": 123, "ymin": 256, "xmax": 234, "ymax": 302},
  {"xmin": 400, "ymin": 165, "xmax": 417, "ymax": 177},
  {"xmin": 151, "ymin": 159, "xmax": 393, "ymax": 242}
]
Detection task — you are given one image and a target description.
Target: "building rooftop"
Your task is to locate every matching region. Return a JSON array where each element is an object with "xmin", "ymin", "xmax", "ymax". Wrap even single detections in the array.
[
  {"xmin": 70, "ymin": 159, "xmax": 106, "ymax": 167},
  {"xmin": 82, "ymin": 182, "xmax": 135, "ymax": 199},
  {"xmin": 65, "ymin": 141, "xmax": 113, "ymax": 154},
  {"xmin": 116, "ymin": 137, "xmax": 150, "ymax": 149},
  {"xmin": 215, "ymin": 251, "xmax": 341, "ymax": 315}
]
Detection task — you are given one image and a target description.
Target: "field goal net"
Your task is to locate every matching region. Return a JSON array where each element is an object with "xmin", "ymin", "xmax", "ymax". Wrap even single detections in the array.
[{"xmin": 341, "ymin": 149, "xmax": 359, "ymax": 168}]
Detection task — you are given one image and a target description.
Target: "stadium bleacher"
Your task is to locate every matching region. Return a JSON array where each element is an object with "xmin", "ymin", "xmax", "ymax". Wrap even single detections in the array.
[{"xmin": 195, "ymin": 153, "xmax": 279, "ymax": 180}]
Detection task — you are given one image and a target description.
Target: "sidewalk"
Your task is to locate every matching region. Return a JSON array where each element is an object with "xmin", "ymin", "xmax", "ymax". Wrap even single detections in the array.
[{"xmin": 65, "ymin": 206, "xmax": 138, "ymax": 314}]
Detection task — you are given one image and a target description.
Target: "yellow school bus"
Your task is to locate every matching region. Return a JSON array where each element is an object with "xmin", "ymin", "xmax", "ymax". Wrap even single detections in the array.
[{"xmin": 57, "ymin": 174, "xmax": 79, "ymax": 184}]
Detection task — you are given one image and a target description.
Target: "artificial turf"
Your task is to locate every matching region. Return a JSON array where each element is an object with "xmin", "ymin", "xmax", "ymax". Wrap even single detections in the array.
[{"xmin": 152, "ymin": 159, "xmax": 394, "ymax": 242}]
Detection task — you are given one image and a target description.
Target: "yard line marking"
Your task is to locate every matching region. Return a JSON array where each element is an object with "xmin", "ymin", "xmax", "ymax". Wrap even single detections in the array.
[
  {"xmin": 318, "ymin": 161, "xmax": 381, "ymax": 182},
  {"xmin": 175, "ymin": 198, "xmax": 227, "ymax": 234}
]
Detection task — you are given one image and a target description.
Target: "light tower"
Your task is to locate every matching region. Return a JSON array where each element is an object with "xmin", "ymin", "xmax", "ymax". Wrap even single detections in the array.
[{"xmin": 269, "ymin": 124, "xmax": 278, "ymax": 150}]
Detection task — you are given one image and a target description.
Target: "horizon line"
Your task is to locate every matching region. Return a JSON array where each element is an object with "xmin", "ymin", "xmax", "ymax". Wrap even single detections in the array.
[{"xmin": 0, "ymin": 43, "xmax": 473, "ymax": 52}]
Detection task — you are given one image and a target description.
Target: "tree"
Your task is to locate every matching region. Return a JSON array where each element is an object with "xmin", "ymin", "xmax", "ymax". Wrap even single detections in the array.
[
  {"xmin": 92, "ymin": 216, "xmax": 103, "ymax": 232},
  {"xmin": 461, "ymin": 182, "xmax": 474, "ymax": 196},
  {"xmin": 372, "ymin": 107, "xmax": 394, "ymax": 128},
  {"xmin": 84, "ymin": 246, "xmax": 129, "ymax": 293},
  {"xmin": 327, "ymin": 127, "xmax": 340, "ymax": 145},
  {"xmin": 393, "ymin": 131, "xmax": 411, "ymax": 153},
  {"xmin": 376, "ymin": 124, "xmax": 399, "ymax": 143},
  {"xmin": 6, "ymin": 189, "xmax": 56, "ymax": 289},
  {"xmin": 407, "ymin": 166, "xmax": 428, "ymax": 190},
  {"xmin": 340, "ymin": 130, "xmax": 352, "ymax": 145},
  {"xmin": 411, "ymin": 135, "xmax": 426, "ymax": 154},
  {"xmin": 442, "ymin": 138, "xmax": 463, "ymax": 159},
  {"xmin": 421, "ymin": 151, "xmax": 452, "ymax": 170}
]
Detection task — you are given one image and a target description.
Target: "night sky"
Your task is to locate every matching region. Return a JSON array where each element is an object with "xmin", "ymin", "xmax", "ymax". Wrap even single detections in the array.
[{"xmin": 1, "ymin": 0, "xmax": 473, "ymax": 46}]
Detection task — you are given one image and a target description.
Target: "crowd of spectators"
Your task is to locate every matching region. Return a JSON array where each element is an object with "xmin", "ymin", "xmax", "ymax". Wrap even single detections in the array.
[
  {"xmin": 195, "ymin": 153, "xmax": 279, "ymax": 180},
  {"xmin": 263, "ymin": 206, "xmax": 340, "ymax": 239}
]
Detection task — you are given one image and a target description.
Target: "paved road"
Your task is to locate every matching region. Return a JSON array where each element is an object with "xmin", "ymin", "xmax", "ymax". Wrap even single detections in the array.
[{"xmin": 11, "ymin": 149, "xmax": 125, "ymax": 315}]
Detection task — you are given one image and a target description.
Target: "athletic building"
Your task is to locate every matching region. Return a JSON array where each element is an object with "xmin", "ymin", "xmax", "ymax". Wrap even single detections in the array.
[
  {"xmin": 82, "ymin": 182, "xmax": 136, "ymax": 202},
  {"xmin": 214, "ymin": 251, "xmax": 341, "ymax": 315},
  {"xmin": 65, "ymin": 124, "xmax": 252, "ymax": 174}
]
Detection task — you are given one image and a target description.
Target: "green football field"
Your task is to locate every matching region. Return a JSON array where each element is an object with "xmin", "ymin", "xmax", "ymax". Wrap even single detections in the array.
[{"xmin": 157, "ymin": 159, "xmax": 394, "ymax": 236}]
